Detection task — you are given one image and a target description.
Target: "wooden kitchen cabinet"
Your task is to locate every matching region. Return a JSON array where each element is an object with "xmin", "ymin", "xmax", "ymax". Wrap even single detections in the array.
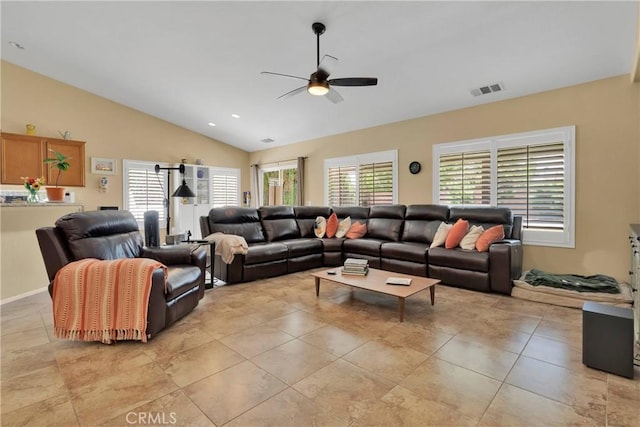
[{"xmin": 1, "ymin": 132, "xmax": 86, "ymax": 186}]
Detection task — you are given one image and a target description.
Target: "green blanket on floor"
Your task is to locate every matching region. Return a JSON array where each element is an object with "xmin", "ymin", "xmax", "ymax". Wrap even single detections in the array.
[{"xmin": 524, "ymin": 269, "xmax": 620, "ymax": 294}]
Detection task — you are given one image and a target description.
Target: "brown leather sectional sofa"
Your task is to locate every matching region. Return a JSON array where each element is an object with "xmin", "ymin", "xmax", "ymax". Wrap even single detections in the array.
[{"xmin": 200, "ymin": 204, "xmax": 523, "ymax": 294}]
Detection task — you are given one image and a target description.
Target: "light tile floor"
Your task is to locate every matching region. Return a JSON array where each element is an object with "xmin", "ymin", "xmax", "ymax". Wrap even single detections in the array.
[{"xmin": 1, "ymin": 270, "xmax": 639, "ymax": 426}]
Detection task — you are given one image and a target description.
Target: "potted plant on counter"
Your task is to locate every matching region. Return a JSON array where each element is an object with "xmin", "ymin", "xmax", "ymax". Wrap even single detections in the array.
[{"xmin": 44, "ymin": 149, "xmax": 71, "ymax": 202}]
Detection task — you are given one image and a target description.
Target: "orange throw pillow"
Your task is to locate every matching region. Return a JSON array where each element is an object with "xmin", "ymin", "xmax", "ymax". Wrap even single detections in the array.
[
  {"xmin": 476, "ymin": 225, "xmax": 505, "ymax": 252},
  {"xmin": 345, "ymin": 221, "xmax": 367, "ymax": 239},
  {"xmin": 325, "ymin": 213, "xmax": 339, "ymax": 238},
  {"xmin": 445, "ymin": 218, "xmax": 469, "ymax": 249}
]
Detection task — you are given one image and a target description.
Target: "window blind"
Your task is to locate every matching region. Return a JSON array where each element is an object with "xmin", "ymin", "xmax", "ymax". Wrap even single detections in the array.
[
  {"xmin": 328, "ymin": 165, "xmax": 357, "ymax": 206},
  {"xmin": 497, "ymin": 142, "xmax": 565, "ymax": 230},
  {"xmin": 125, "ymin": 164, "xmax": 167, "ymax": 222},
  {"xmin": 438, "ymin": 150, "xmax": 491, "ymax": 205},
  {"xmin": 358, "ymin": 161, "xmax": 393, "ymax": 206},
  {"xmin": 211, "ymin": 169, "xmax": 240, "ymax": 207}
]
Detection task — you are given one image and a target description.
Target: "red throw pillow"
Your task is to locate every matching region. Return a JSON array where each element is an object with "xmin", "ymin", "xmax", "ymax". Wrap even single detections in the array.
[
  {"xmin": 345, "ymin": 221, "xmax": 367, "ymax": 239},
  {"xmin": 445, "ymin": 218, "xmax": 469, "ymax": 249},
  {"xmin": 325, "ymin": 213, "xmax": 339, "ymax": 238},
  {"xmin": 476, "ymin": 225, "xmax": 505, "ymax": 252}
]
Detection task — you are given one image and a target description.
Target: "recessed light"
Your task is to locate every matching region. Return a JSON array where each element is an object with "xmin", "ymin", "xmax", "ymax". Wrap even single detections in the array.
[
  {"xmin": 9, "ymin": 41, "xmax": 24, "ymax": 50},
  {"xmin": 231, "ymin": 114, "xmax": 240, "ymax": 119},
  {"xmin": 208, "ymin": 122, "xmax": 216, "ymax": 127}
]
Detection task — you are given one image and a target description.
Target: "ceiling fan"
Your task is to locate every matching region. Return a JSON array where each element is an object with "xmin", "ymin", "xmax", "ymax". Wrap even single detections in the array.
[{"xmin": 261, "ymin": 22, "xmax": 378, "ymax": 104}]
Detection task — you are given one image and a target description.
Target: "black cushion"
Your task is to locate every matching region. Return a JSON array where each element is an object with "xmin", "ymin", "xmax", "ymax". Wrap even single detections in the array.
[
  {"xmin": 381, "ymin": 242, "xmax": 429, "ymax": 263},
  {"xmin": 449, "ymin": 206, "xmax": 514, "ymax": 238},
  {"xmin": 244, "ymin": 242, "xmax": 289, "ymax": 265},
  {"xmin": 165, "ymin": 265, "xmax": 202, "ymax": 300},
  {"xmin": 281, "ymin": 238, "xmax": 323, "ymax": 257},
  {"xmin": 343, "ymin": 238, "xmax": 383, "ymax": 257},
  {"xmin": 295, "ymin": 206, "xmax": 332, "ymax": 238},
  {"xmin": 321, "ymin": 238, "xmax": 344, "ymax": 252},
  {"xmin": 208, "ymin": 208, "xmax": 265, "ymax": 243},
  {"xmin": 428, "ymin": 247, "xmax": 489, "ymax": 272}
]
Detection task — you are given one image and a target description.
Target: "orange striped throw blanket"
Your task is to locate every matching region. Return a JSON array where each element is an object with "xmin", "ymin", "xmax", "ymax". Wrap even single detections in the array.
[{"xmin": 53, "ymin": 258, "xmax": 166, "ymax": 344}]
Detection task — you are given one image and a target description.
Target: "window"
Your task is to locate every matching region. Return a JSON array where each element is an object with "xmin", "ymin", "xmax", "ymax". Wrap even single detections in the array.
[
  {"xmin": 123, "ymin": 160, "xmax": 168, "ymax": 224},
  {"xmin": 211, "ymin": 167, "xmax": 240, "ymax": 207},
  {"xmin": 433, "ymin": 126, "xmax": 575, "ymax": 248},
  {"xmin": 325, "ymin": 150, "xmax": 397, "ymax": 207},
  {"xmin": 260, "ymin": 164, "xmax": 298, "ymax": 206}
]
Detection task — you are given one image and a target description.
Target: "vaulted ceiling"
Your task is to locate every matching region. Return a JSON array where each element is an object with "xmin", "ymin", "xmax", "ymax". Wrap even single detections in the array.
[{"xmin": 1, "ymin": 1, "xmax": 637, "ymax": 152}]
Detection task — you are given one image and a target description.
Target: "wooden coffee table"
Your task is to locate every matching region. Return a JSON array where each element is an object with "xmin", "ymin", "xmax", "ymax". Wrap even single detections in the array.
[{"xmin": 311, "ymin": 268, "xmax": 439, "ymax": 322}]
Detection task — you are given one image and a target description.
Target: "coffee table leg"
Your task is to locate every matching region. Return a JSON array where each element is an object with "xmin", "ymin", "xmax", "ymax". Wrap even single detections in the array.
[
  {"xmin": 315, "ymin": 277, "xmax": 320, "ymax": 297},
  {"xmin": 429, "ymin": 286, "xmax": 435, "ymax": 305},
  {"xmin": 398, "ymin": 297, "xmax": 405, "ymax": 322}
]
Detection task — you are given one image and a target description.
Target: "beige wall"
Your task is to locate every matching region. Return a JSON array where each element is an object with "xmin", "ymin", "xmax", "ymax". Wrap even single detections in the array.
[
  {"xmin": 0, "ymin": 61, "xmax": 250, "ymax": 210},
  {"xmin": 251, "ymin": 76, "xmax": 640, "ymax": 282},
  {"xmin": 0, "ymin": 61, "xmax": 250, "ymax": 301}
]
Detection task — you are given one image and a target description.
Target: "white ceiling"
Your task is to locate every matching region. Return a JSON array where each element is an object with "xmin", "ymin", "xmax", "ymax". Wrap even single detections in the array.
[{"xmin": 1, "ymin": 1, "xmax": 637, "ymax": 152}]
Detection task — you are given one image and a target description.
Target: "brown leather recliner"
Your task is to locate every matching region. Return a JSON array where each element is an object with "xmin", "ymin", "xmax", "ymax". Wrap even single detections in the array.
[{"xmin": 36, "ymin": 210, "xmax": 206, "ymax": 340}]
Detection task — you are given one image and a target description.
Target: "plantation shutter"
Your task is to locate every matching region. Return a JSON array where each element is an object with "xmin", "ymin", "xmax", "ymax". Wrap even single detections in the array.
[
  {"xmin": 125, "ymin": 163, "xmax": 167, "ymax": 222},
  {"xmin": 359, "ymin": 161, "xmax": 393, "ymax": 206},
  {"xmin": 211, "ymin": 168, "xmax": 240, "ymax": 207},
  {"xmin": 497, "ymin": 142, "xmax": 564, "ymax": 230},
  {"xmin": 328, "ymin": 166, "xmax": 357, "ymax": 206},
  {"xmin": 438, "ymin": 150, "xmax": 491, "ymax": 205}
]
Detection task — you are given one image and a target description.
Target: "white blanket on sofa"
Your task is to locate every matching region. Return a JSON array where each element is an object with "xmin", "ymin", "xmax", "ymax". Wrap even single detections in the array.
[{"xmin": 204, "ymin": 232, "xmax": 249, "ymax": 264}]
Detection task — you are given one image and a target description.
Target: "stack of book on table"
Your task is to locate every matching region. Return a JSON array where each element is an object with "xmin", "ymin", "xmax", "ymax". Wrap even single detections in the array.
[{"xmin": 342, "ymin": 258, "xmax": 369, "ymax": 276}]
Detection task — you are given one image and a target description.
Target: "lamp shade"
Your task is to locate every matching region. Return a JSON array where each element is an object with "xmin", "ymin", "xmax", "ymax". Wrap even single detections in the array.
[{"xmin": 172, "ymin": 180, "xmax": 196, "ymax": 198}]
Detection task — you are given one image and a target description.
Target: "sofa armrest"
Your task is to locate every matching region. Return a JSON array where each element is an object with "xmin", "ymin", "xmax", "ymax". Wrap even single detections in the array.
[
  {"xmin": 488, "ymin": 239, "xmax": 523, "ymax": 294},
  {"xmin": 141, "ymin": 245, "xmax": 206, "ymax": 267}
]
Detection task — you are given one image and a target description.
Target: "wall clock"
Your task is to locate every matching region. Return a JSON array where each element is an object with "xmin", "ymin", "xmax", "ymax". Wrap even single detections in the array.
[{"xmin": 409, "ymin": 161, "xmax": 421, "ymax": 175}]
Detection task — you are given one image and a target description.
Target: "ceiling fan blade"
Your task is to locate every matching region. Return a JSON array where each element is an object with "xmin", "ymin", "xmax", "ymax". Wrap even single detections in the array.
[
  {"xmin": 317, "ymin": 55, "xmax": 338, "ymax": 80},
  {"xmin": 277, "ymin": 85, "xmax": 307, "ymax": 100},
  {"xmin": 325, "ymin": 87, "xmax": 343, "ymax": 104},
  {"xmin": 328, "ymin": 77, "xmax": 378, "ymax": 87},
  {"xmin": 261, "ymin": 71, "xmax": 309, "ymax": 82}
]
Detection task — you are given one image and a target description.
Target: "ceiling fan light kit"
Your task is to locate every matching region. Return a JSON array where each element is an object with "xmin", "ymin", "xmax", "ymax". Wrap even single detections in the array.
[{"xmin": 262, "ymin": 22, "xmax": 378, "ymax": 103}]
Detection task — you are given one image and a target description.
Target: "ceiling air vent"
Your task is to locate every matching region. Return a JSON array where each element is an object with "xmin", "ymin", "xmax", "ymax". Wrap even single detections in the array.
[
  {"xmin": 470, "ymin": 82, "xmax": 504, "ymax": 97},
  {"xmin": 261, "ymin": 138, "xmax": 275, "ymax": 144}
]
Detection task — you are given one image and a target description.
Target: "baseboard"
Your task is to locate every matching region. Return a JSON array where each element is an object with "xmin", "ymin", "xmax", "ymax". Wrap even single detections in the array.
[{"xmin": 1, "ymin": 286, "xmax": 48, "ymax": 305}]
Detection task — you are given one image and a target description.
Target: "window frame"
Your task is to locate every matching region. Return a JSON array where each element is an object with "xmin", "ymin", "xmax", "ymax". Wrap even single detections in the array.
[
  {"xmin": 432, "ymin": 126, "xmax": 575, "ymax": 248},
  {"xmin": 324, "ymin": 149, "xmax": 398, "ymax": 207}
]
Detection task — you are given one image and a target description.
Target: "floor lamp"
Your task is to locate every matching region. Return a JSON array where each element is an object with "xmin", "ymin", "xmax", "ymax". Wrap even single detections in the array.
[{"xmin": 155, "ymin": 163, "xmax": 196, "ymax": 236}]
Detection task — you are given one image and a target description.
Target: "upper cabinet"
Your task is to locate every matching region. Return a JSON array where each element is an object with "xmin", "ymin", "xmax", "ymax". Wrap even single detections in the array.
[{"xmin": 1, "ymin": 132, "xmax": 86, "ymax": 186}]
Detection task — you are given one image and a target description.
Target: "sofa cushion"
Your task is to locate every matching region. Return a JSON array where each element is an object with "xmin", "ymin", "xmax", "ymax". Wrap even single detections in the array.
[
  {"xmin": 321, "ymin": 238, "xmax": 344, "ymax": 252},
  {"xmin": 381, "ymin": 242, "xmax": 429, "ymax": 263},
  {"xmin": 208, "ymin": 208, "xmax": 265, "ymax": 243},
  {"xmin": 367, "ymin": 205, "xmax": 406, "ymax": 241},
  {"xmin": 244, "ymin": 242, "xmax": 289, "ymax": 265},
  {"xmin": 326, "ymin": 213, "xmax": 339, "ymax": 238},
  {"xmin": 460, "ymin": 225, "xmax": 484, "ymax": 250},
  {"xmin": 449, "ymin": 206, "xmax": 513, "ymax": 238},
  {"xmin": 428, "ymin": 247, "xmax": 489, "ymax": 272},
  {"xmin": 260, "ymin": 206, "xmax": 301, "ymax": 242},
  {"xmin": 280, "ymin": 238, "xmax": 323, "ymax": 257},
  {"xmin": 446, "ymin": 219, "xmax": 469, "ymax": 249},
  {"xmin": 476, "ymin": 225, "xmax": 505, "ymax": 252},
  {"xmin": 294, "ymin": 206, "xmax": 332, "ymax": 237},
  {"xmin": 343, "ymin": 238, "xmax": 383, "ymax": 257},
  {"xmin": 332, "ymin": 206, "xmax": 369, "ymax": 221},
  {"xmin": 430, "ymin": 222, "xmax": 451, "ymax": 248},
  {"xmin": 55, "ymin": 210, "xmax": 143, "ymax": 260}
]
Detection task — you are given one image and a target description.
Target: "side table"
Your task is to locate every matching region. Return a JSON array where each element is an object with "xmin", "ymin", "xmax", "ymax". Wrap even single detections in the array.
[{"xmin": 182, "ymin": 239, "xmax": 216, "ymax": 289}]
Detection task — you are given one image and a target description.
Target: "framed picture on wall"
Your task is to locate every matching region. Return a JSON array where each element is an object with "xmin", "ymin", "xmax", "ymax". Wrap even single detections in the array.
[{"xmin": 91, "ymin": 157, "xmax": 117, "ymax": 175}]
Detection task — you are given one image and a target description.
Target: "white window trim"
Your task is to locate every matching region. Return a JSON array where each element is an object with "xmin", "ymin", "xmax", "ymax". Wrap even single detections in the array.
[
  {"xmin": 324, "ymin": 149, "xmax": 398, "ymax": 206},
  {"xmin": 432, "ymin": 126, "xmax": 575, "ymax": 248}
]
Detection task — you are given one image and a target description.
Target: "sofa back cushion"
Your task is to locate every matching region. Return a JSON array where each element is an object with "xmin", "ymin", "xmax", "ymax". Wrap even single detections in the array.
[
  {"xmin": 331, "ymin": 206, "xmax": 369, "ymax": 222},
  {"xmin": 207, "ymin": 207, "xmax": 266, "ymax": 243},
  {"xmin": 367, "ymin": 205, "xmax": 406, "ymax": 242},
  {"xmin": 259, "ymin": 206, "xmax": 301, "ymax": 242},
  {"xmin": 294, "ymin": 206, "xmax": 332, "ymax": 238},
  {"xmin": 55, "ymin": 210, "xmax": 144, "ymax": 260},
  {"xmin": 402, "ymin": 204, "xmax": 450, "ymax": 244},
  {"xmin": 449, "ymin": 206, "xmax": 514, "ymax": 238}
]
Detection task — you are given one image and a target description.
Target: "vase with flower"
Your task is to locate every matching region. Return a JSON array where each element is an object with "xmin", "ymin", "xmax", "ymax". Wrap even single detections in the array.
[{"xmin": 22, "ymin": 176, "xmax": 45, "ymax": 203}]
